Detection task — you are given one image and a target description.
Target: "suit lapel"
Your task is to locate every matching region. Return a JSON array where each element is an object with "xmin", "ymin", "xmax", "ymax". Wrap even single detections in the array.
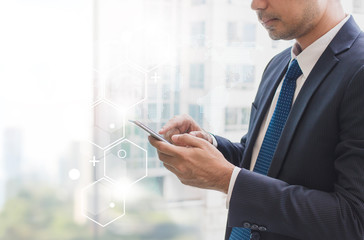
[
  {"xmin": 267, "ymin": 16, "xmax": 362, "ymax": 177},
  {"xmin": 267, "ymin": 49, "xmax": 339, "ymax": 177},
  {"xmin": 242, "ymin": 52, "xmax": 291, "ymax": 169}
]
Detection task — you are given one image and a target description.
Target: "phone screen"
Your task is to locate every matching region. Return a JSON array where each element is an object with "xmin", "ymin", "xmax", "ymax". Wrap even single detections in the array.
[{"xmin": 129, "ymin": 120, "xmax": 171, "ymax": 144}]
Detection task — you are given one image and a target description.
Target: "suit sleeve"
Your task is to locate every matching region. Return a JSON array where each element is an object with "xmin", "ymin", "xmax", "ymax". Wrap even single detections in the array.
[
  {"xmin": 214, "ymin": 134, "xmax": 247, "ymax": 167},
  {"xmin": 228, "ymin": 67, "xmax": 364, "ymax": 239}
]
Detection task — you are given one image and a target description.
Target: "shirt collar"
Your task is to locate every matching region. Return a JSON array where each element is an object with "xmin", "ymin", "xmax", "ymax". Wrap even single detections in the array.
[{"xmin": 291, "ymin": 15, "xmax": 350, "ymax": 78}]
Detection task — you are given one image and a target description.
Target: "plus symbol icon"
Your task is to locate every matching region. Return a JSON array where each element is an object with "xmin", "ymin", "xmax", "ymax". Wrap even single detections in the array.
[
  {"xmin": 89, "ymin": 156, "xmax": 100, "ymax": 167},
  {"xmin": 151, "ymin": 72, "xmax": 160, "ymax": 83}
]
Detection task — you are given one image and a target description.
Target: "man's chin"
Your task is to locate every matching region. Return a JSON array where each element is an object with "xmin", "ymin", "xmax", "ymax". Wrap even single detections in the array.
[
  {"xmin": 268, "ymin": 33, "xmax": 281, "ymax": 40},
  {"xmin": 267, "ymin": 30, "xmax": 295, "ymax": 41},
  {"xmin": 267, "ymin": 31, "xmax": 282, "ymax": 40}
]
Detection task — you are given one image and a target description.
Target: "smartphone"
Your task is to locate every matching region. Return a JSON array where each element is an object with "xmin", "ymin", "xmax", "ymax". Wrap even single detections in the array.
[{"xmin": 129, "ymin": 120, "xmax": 171, "ymax": 144}]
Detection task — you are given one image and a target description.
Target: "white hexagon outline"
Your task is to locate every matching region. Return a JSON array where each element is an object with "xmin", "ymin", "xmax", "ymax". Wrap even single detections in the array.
[
  {"xmin": 91, "ymin": 60, "xmax": 130, "ymax": 106},
  {"xmin": 81, "ymin": 177, "xmax": 126, "ymax": 227},
  {"xmin": 103, "ymin": 138, "xmax": 148, "ymax": 187},
  {"xmin": 102, "ymin": 62, "xmax": 148, "ymax": 111},
  {"xmin": 88, "ymin": 100, "xmax": 126, "ymax": 150}
]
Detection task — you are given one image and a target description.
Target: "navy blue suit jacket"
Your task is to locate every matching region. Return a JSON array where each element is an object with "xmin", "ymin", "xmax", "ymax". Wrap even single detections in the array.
[{"xmin": 216, "ymin": 17, "xmax": 364, "ymax": 240}]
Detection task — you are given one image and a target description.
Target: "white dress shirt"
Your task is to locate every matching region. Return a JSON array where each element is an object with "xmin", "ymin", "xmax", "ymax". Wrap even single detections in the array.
[{"xmin": 223, "ymin": 15, "xmax": 350, "ymax": 208}]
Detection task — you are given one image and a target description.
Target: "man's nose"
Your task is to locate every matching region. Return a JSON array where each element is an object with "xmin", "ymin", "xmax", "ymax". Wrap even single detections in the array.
[{"xmin": 251, "ymin": 0, "xmax": 268, "ymax": 10}]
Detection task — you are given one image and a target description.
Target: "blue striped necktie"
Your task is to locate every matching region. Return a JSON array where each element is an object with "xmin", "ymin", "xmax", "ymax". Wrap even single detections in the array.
[{"xmin": 229, "ymin": 59, "xmax": 302, "ymax": 240}]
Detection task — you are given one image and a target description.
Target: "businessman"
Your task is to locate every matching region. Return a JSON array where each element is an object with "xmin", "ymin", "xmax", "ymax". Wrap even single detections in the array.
[{"xmin": 149, "ymin": 0, "xmax": 364, "ymax": 239}]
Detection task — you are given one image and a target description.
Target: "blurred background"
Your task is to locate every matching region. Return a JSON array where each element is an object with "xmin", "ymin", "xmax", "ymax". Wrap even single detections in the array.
[{"xmin": 0, "ymin": 0, "xmax": 363, "ymax": 239}]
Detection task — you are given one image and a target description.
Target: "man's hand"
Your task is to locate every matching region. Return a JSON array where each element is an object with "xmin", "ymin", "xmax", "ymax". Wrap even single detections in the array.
[
  {"xmin": 148, "ymin": 133, "xmax": 235, "ymax": 194},
  {"xmin": 159, "ymin": 114, "xmax": 213, "ymax": 144}
]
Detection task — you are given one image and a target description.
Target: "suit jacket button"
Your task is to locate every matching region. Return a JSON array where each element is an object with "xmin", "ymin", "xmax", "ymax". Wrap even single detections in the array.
[
  {"xmin": 258, "ymin": 226, "xmax": 267, "ymax": 231},
  {"xmin": 243, "ymin": 222, "xmax": 251, "ymax": 228},
  {"xmin": 250, "ymin": 232, "xmax": 260, "ymax": 240},
  {"xmin": 251, "ymin": 224, "xmax": 259, "ymax": 230}
]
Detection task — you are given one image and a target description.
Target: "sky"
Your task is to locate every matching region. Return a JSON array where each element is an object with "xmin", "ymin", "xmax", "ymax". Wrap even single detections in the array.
[{"xmin": 0, "ymin": 0, "xmax": 93, "ymax": 178}]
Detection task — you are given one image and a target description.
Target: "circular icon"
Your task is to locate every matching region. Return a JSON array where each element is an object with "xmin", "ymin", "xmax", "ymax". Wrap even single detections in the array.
[
  {"xmin": 109, "ymin": 123, "xmax": 115, "ymax": 129},
  {"xmin": 109, "ymin": 202, "xmax": 115, "ymax": 208},
  {"xmin": 117, "ymin": 149, "xmax": 127, "ymax": 159},
  {"xmin": 68, "ymin": 168, "xmax": 80, "ymax": 180}
]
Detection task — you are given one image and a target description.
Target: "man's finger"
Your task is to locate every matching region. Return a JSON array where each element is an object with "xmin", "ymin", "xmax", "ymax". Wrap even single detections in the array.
[
  {"xmin": 171, "ymin": 133, "xmax": 207, "ymax": 148},
  {"xmin": 164, "ymin": 128, "xmax": 181, "ymax": 143},
  {"xmin": 189, "ymin": 131, "xmax": 213, "ymax": 144},
  {"xmin": 159, "ymin": 114, "xmax": 198, "ymax": 135},
  {"xmin": 148, "ymin": 135, "xmax": 184, "ymax": 156},
  {"xmin": 159, "ymin": 116, "xmax": 185, "ymax": 134},
  {"xmin": 157, "ymin": 150, "xmax": 179, "ymax": 165}
]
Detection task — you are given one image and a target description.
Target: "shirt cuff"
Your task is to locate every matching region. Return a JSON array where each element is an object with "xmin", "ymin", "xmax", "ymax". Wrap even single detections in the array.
[
  {"xmin": 210, "ymin": 133, "xmax": 218, "ymax": 147},
  {"xmin": 226, "ymin": 166, "xmax": 241, "ymax": 209}
]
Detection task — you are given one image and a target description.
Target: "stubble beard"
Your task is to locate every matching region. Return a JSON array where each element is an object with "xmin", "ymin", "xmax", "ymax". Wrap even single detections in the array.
[{"xmin": 261, "ymin": 3, "xmax": 321, "ymax": 41}]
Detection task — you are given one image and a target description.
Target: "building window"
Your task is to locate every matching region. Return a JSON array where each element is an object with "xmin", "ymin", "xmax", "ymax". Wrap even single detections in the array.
[
  {"xmin": 242, "ymin": 23, "xmax": 256, "ymax": 43},
  {"xmin": 148, "ymin": 144, "xmax": 157, "ymax": 158},
  {"xmin": 227, "ymin": 0, "xmax": 250, "ymax": 6},
  {"xmin": 174, "ymin": 91, "xmax": 180, "ymax": 115},
  {"xmin": 226, "ymin": 64, "xmax": 255, "ymax": 88},
  {"xmin": 227, "ymin": 22, "xmax": 256, "ymax": 46},
  {"xmin": 148, "ymin": 84, "xmax": 158, "ymax": 100},
  {"xmin": 191, "ymin": 21, "xmax": 205, "ymax": 47},
  {"xmin": 225, "ymin": 108, "xmax": 238, "ymax": 126},
  {"xmin": 227, "ymin": 22, "xmax": 238, "ymax": 46},
  {"xmin": 162, "ymin": 103, "xmax": 170, "ymax": 119},
  {"xmin": 190, "ymin": 64, "xmax": 205, "ymax": 88},
  {"xmin": 191, "ymin": 0, "xmax": 206, "ymax": 5},
  {"xmin": 225, "ymin": 107, "xmax": 250, "ymax": 131},
  {"xmin": 241, "ymin": 108, "xmax": 250, "ymax": 125},
  {"xmin": 189, "ymin": 104, "xmax": 204, "ymax": 126},
  {"xmin": 162, "ymin": 84, "xmax": 171, "ymax": 100},
  {"xmin": 353, "ymin": 0, "xmax": 364, "ymax": 14},
  {"xmin": 148, "ymin": 103, "xmax": 157, "ymax": 120}
]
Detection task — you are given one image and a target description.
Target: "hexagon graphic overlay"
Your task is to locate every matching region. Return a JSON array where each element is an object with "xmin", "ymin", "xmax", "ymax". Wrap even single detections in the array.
[
  {"xmin": 104, "ymin": 139, "xmax": 147, "ymax": 186},
  {"xmin": 104, "ymin": 64, "xmax": 147, "ymax": 110},
  {"xmin": 90, "ymin": 101, "xmax": 125, "ymax": 149},
  {"xmin": 82, "ymin": 178, "xmax": 125, "ymax": 227}
]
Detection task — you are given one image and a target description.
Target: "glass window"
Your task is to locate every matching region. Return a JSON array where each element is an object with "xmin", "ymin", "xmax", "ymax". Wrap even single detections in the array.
[
  {"xmin": 174, "ymin": 99, "xmax": 180, "ymax": 115},
  {"xmin": 162, "ymin": 84, "xmax": 170, "ymax": 100},
  {"xmin": 192, "ymin": 0, "xmax": 206, "ymax": 5},
  {"xmin": 241, "ymin": 107, "xmax": 250, "ymax": 125},
  {"xmin": 225, "ymin": 108, "xmax": 238, "ymax": 126},
  {"xmin": 190, "ymin": 63, "xmax": 205, "ymax": 88},
  {"xmin": 162, "ymin": 103, "xmax": 170, "ymax": 119},
  {"xmin": 189, "ymin": 104, "xmax": 204, "ymax": 126},
  {"xmin": 353, "ymin": 0, "xmax": 364, "ymax": 14},
  {"xmin": 148, "ymin": 83, "xmax": 158, "ymax": 100},
  {"xmin": 148, "ymin": 144, "xmax": 157, "ymax": 159},
  {"xmin": 227, "ymin": 22, "xmax": 256, "ymax": 46},
  {"xmin": 225, "ymin": 107, "xmax": 250, "ymax": 131},
  {"xmin": 227, "ymin": 22, "xmax": 238, "ymax": 46},
  {"xmin": 191, "ymin": 21, "xmax": 205, "ymax": 47},
  {"xmin": 242, "ymin": 23, "xmax": 256, "ymax": 43},
  {"xmin": 226, "ymin": 64, "xmax": 255, "ymax": 88},
  {"xmin": 148, "ymin": 103, "xmax": 157, "ymax": 120}
]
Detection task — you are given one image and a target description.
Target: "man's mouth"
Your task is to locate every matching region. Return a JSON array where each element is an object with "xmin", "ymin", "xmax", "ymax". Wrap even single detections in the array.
[
  {"xmin": 258, "ymin": 12, "xmax": 279, "ymax": 28},
  {"xmin": 260, "ymin": 18, "xmax": 279, "ymax": 28}
]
